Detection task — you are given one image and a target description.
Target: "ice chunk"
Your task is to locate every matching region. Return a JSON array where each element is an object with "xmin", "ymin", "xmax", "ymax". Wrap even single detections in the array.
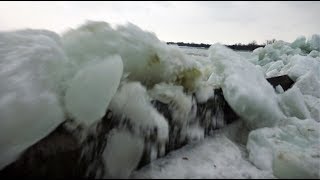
[
  {"xmin": 304, "ymin": 95, "xmax": 320, "ymax": 122},
  {"xmin": 266, "ymin": 61, "xmax": 284, "ymax": 73},
  {"xmin": 65, "ymin": 55, "xmax": 123, "ymax": 127},
  {"xmin": 266, "ymin": 69, "xmax": 279, "ymax": 78},
  {"xmin": 103, "ymin": 129, "xmax": 144, "ymax": 178},
  {"xmin": 294, "ymin": 71, "xmax": 320, "ymax": 98},
  {"xmin": 307, "ymin": 34, "xmax": 320, "ymax": 51},
  {"xmin": 62, "ymin": 21, "xmax": 200, "ymax": 90},
  {"xmin": 194, "ymin": 83, "xmax": 214, "ymax": 103},
  {"xmin": 209, "ymin": 44, "xmax": 285, "ymax": 129},
  {"xmin": 308, "ymin": 50, "xmax": 320, "ymax": 58},
  {"xmin": 275, "ymin": 85, "xmax": 284, "ymax": 94},
  {"xmin": 0, "ymin": 30, "xmax": 66, "ymax": 169},
  {"xmin": 282, "ymin": 55, "xmax": 320, "ymax": 81},
  {"xmin": 109, "ymin": 82, "xmax": 169, "ymax": 142},
  {"xmin": 290, "ymin": 36, "xmax": 306, "ymax": 49},
  {"xmin": 278, "ymin": 86, "xmax": 311, "ymax": 119},
  {"xmin": 247, "ymin": 118, "xmax": 320, "ymax": 179}
]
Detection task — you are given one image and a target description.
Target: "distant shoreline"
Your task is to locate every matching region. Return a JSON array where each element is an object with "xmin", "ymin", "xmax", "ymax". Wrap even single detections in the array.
[{"xmin": 167, "ymin": 42, "xmax": 265, "ymax": 51}]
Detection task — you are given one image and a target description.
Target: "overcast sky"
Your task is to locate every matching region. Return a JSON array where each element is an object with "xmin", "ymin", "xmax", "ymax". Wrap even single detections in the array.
[{"xmin": 0, "ymin": 1, "xmax": 319, "ymax": 44}]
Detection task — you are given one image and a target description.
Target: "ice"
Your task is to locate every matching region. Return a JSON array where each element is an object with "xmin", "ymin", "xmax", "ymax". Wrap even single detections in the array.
[
  {"xmin": 290, "ymin": 36, "xmax": 306, "ymax": 49},
  {"xmin": 266, "ymin": 69, "xmax": 280, "ymax": 78},
  {"xmin": 194, "ymin": 83, "xmax": 214, "ymax": 103},
  {"xmin": 266, "ymin": 60, "xmax": 284, "ymax": 74},
  {"xmin": 103, "ymin": 129, "xmax": 144, "ymax": 179},
  {"xmin": 62, "ymin": 21, "xmax": 201, "ymax": 90},
  {"xmin": 247, "ymin": 117, "xmax": 320, "ymax": 179},
  {"xmin": 275, "ymin": 85, "xmax": 284, "ymax": 94},
  {"xmin": 294, "ymin": 71, "xmax": 320, "ymax": 98},
  {"xmin": 307, "ymin": 34, "xmax": 320, "ymax": 52},
  {"xmin": 148, "ymin": 83, "xmax": 193, "ymax": 125},
  {"xmin": 131, "ymin": 135, "xmax": 274, "ymax": 179},
  {"xmin": 64, "ymin": 55, "xmax": 123, "ymax": 127},
  {"xmin": 282, "ymin": 55, "xmax": 320, "ymax": 81},
  {"xmin": 0, "ymin": 30, "xmax": 67, "ymax": 169},
  {"xmin": 278, "ymin": 86, "xmax": 311, "ymax": 119},
  {"xmin": 303, "ymin": 95, "xmax": 320, "ymax": 122},
  {"xmin": 109, "ymin": 82, "xmax": 169, "ymax": 143},
  {"xmin": 308, "ymin": 50, "xmax": 320, "ymax": 58},
  {"xmin": 186, "ymin": 124, "xmax": 205, "ymax": 142},
  {"xmin": 208, "ymin": 44, "xmax": 285, "ymax": 129},
  {"xmin": 0, "ymin": 21, "xmax": 319, "ymax": 178},
  {"xmin": 149, "ymin": 83, "xmax": 195, "ymax": 143}
]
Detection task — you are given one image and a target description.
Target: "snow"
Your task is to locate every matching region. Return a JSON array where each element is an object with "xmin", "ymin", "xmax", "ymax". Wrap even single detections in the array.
[
  {"xmin": 64, "ymin": 55, "xmax": 123, "ymax": 127},
  {"xmin": 131, "ymin": 134, "xmax": 274, "ymax": 179}
]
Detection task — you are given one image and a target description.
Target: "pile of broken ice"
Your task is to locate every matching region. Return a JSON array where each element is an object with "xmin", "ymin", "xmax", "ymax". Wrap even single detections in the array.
[{"xmin": 0, "ymin": 21, "xmax": 319, "ymax": 178}]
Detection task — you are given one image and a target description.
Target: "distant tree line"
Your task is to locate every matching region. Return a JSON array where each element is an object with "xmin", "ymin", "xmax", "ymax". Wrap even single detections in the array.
[
  {"xmin": 167, "ymin": 42, "xmax": 212, "ymax": 49},
  {"xmin": 167, "ymin": 39, "xmax": 276, "ymax": 51}
]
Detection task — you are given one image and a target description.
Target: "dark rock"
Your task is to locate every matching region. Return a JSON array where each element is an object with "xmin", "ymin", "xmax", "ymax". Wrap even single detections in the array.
[
  {"xmin": 266, "ymin": 75, "xmax": 294, "ymax": 91},
  {"xmin": 0, "ymin": 110, "xmax": 115, "ymax": 178},
  {"xmin": 0, "ymin": 122, "xmax": 84, "ymax": 178}
]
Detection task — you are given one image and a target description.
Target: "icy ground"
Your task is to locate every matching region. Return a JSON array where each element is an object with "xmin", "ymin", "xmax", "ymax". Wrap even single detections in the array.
[{"xmin": 132, "ymin": 121, "xmax": 275, "ymax": 179}]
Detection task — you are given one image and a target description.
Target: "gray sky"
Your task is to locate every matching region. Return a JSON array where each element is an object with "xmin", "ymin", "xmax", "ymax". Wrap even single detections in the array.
[{"xmin": 0, "ymin": 1, "xmax": 319, "ymax": 44}]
